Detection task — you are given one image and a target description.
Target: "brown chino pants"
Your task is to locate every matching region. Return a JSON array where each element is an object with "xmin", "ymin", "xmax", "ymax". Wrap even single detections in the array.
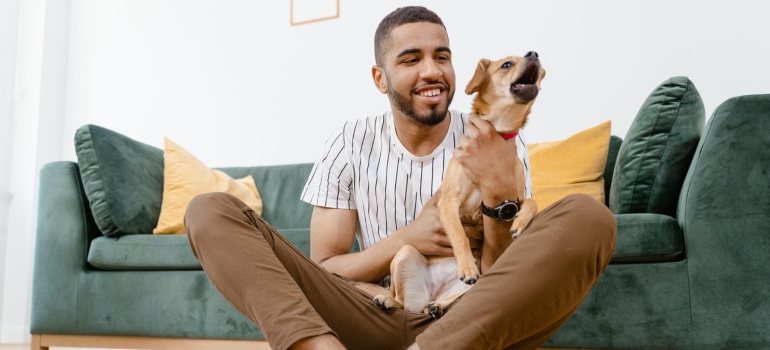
[{"xmin": 185, "ymin": 192, "xmax": 616, "ymax": 350}]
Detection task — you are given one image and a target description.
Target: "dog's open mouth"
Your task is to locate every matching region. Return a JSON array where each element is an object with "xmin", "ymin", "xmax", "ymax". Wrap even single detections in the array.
[{"xmin": 510, "ymin": 65, "xmax": 540, "ymax": 102}]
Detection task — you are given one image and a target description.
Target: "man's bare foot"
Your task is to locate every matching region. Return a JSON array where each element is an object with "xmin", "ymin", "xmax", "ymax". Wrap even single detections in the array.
[{"xmin": 290, "ymin": 334, "xmax": 346, "ymax": 350}]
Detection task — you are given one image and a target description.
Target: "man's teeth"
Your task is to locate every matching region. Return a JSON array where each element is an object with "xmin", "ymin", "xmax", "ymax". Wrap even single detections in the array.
[{"xmin": 420, "ymin": 89, "xmax": 441, "ymax": 97}]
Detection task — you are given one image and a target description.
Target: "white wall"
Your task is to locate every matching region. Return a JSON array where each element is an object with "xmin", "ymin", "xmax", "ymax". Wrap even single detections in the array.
[
  {"xmin": 3, "ymin": 0, "xmax": 770, "ymax": 343},
  {"xmin": 60, "ymin": 0, "xmax": 770, "ymax": 168},
  {"xmin": 0, "ymin": 0, "xmax": 22, "ymax": 337}
]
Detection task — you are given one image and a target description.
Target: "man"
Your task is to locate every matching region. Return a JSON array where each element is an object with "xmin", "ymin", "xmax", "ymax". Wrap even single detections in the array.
[{"xmin": 185, "ymin": 6, "xmax": 615, "ymax": 350}]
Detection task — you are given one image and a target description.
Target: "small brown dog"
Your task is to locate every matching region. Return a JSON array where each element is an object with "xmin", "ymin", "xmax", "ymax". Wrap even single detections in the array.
[{"xmin": 357, "ymin": 52, "xmax": 545, "ymax": 318}]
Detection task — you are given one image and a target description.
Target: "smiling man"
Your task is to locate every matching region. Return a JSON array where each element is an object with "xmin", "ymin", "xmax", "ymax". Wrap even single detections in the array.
[{"xmin": 185, "ymin": 6, "xmax": 616, "ymax": 350}]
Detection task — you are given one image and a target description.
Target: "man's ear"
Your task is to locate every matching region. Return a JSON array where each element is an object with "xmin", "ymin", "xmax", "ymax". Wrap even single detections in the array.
[
  {"xmin": 465, "ymin": 58, "xmax": 490, "ymax": 95},
  {"xmin": 372, "ymin": 66, "xmax": 388, "ymax": 94}
]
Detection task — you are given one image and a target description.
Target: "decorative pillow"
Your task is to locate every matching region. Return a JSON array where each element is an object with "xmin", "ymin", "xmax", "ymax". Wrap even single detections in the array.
[
  {"xmin": 75, "ymin": 125, "xmax": 165, "ymax": 237},
  {"xmin": 153, "ymin": 138, "xmax": 263, "ymax": 234},
  {"xmin": 528, "ymin": 120, "xmax": 611, "ymax": 211},
  {"xmin": 609, "ymin": 76, "xmax": 705, "ymax": 216}
]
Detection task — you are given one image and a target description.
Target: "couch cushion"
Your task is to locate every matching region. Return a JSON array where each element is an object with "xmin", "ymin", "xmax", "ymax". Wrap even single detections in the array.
[
  {"xmin": 90, "ymin": 212, "xmax": 677, "ymax": 270},
  {"xmin": 610, "ymin": 76, "xmax": 705, "ymax": 217},
  {"xmin": 611, "ymin": 213, "xmax": 684, "ymax": 263},
  {"xmin": 154, "ymin": 138, "xmax": 263, "ymax": 234},
  {"xmin": 88, "ymin": 234, "xmax": 200, "ymax": 270},
  {"xmin": 529, "ymin": 121, "xmax": 611, "ymax": 211},
  {"xmin": 86, "ymin": 227, "xmax": 362, "ymax": 270},
  {"xmin": 88, "ymin": 228, "xmax": 313, "ymax": 270},
  {"xmin": 75, "ymin": 125, "xmax": 165, "ymax": 236},
  {"xmin": 603, "ymin": 136, "xmax": 622, "ymax": 206}
]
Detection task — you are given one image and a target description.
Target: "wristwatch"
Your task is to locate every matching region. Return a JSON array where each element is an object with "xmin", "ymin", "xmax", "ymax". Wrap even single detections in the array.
[{"xmin": 481, "ymin": 199, "xmax": 520, "ymax": 221}]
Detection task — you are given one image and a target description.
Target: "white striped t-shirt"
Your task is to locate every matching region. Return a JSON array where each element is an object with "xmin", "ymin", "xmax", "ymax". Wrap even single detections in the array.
[{"xmin": 301, "ymin": 110, "xmax": 532, "ymax": 251}]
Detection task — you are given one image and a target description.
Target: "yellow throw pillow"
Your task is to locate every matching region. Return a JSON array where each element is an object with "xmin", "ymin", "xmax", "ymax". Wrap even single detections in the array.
[
  {"xmin": 153, "ymin": 138, "xmax": 263, "ymax": 234},
  {"xmin": 528, "ymin": 120, "xmax": 611, "ymax": 211}
]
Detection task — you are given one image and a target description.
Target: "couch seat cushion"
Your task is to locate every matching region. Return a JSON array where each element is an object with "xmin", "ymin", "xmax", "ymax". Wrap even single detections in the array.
[
  {"xmin": 611, "ymin": 213, "xmax": 684, "ymax": 263},
  {"xmin": 88, "ymin": 228, "xmax": 313, "ymax": 270},
  {"xmin": 88, "ymin": 234, "xmax": 201, "ymax": 270}
]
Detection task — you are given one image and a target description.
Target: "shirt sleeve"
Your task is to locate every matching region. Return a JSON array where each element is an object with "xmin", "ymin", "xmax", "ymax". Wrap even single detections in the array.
[
  {"xmin": 300, "ymin": 126, "xmax": 356, "ymax": 209},
  {"xmin": 516, "ymin": 132, "xmax": 533, "ymax": 199}
]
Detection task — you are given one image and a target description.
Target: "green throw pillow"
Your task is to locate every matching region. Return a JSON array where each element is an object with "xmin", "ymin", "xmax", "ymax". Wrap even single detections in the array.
[
  {"xmin": 75, "ymin": 125, "xmax": 165, "ymax": 236},
  {"xmin": 609, "ymin": 76, "xmax": 705, "ymax": 216}
]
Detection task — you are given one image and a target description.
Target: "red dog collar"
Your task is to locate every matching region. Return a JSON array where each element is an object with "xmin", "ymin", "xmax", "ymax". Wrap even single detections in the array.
[{"xmin": 500, "ymin": 132, "xmax": 518, "ymax": 140}]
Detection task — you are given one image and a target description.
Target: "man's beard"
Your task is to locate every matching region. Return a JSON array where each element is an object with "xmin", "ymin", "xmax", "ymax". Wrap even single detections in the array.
[{"xmin": 388, "ymin": 81, "xmax": 454, "ymax": 126}]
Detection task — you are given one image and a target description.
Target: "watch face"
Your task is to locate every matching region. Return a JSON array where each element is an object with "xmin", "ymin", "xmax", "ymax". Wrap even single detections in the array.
[{"xmin": 499, "ymin": 202, "xmax": 519, "ymax": 221}]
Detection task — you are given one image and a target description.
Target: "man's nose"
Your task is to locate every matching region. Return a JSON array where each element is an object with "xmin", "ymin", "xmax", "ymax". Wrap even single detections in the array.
[{"xmin": 420, "ymin": 58, "xmax": 442, "ymax": 80}]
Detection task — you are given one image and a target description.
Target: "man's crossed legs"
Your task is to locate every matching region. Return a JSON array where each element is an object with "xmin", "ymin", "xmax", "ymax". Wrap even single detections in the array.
[{"xmin": 185, "ymin": 193, "xmax": 616, "ymax": 350}]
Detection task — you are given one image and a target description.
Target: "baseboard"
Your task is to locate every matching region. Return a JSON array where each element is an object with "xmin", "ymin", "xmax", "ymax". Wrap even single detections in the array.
[
  {"xmin": 0, "ymin": 327, "xmax": 30, "ymax": 345},
  {"xmin": 32, "ymin": 334, "xmax": 270, "ymax": 350}
]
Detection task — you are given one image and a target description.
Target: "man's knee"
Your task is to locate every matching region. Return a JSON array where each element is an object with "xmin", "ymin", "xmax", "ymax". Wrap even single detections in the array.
[
  {"xmin": 550, "ymin": 193, "xmax": 617, "ymax": 257},
  {"xmin": 185, "ymin": 192, "xmax": 240, "ymax": 238}
]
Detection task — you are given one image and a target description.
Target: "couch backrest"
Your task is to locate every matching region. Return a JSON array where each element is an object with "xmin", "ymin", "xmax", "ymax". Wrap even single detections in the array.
[
  {"xmin": 219, "ymin": 164, "xmax": 315, "ymax": 231},
  {"xmin": 219, "ymin": 137, "xmax": 624, "ymax": 232}
]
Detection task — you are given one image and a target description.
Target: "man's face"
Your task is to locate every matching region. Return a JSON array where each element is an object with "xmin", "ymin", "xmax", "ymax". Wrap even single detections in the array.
[{"xmin": 377, "ymin": 22, "xmax": 456, "ymax": 126}]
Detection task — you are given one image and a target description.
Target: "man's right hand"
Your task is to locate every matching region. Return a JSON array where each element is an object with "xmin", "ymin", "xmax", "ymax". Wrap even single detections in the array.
[{"xmin": 399, "ymin": 190, "xmax": 483, "ymax": 258}]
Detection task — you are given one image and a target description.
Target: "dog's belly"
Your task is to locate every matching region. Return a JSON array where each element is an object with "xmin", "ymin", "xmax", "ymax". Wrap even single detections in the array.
[{"xmin": 425, "ymin": 257, "xmax": 473, "ymax": 302}]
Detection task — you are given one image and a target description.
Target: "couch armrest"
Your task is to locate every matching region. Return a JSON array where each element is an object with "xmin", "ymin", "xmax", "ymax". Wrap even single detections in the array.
[
  {"xmin": 31, "ymin": 161, "xmax": 100, "ymax": 333},
  {"xmin": 678, "ymin": 94, "xmax": 770, "ymax": 347}
]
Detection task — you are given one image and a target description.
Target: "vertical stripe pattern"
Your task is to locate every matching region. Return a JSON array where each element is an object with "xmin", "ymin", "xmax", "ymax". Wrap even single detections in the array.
[{"xmin": 302, "ymin": 110, "xmax": 532, "ymax": 250}]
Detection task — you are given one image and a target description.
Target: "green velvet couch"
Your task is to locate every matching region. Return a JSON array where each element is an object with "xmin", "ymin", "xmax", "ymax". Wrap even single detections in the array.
[{"xmin": 31, "ymin": 82, "xmax": 770, "ymax": 349}]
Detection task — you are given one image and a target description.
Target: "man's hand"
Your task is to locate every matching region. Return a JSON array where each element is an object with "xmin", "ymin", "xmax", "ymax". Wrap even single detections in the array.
[
  {"xmin": 399, "ymin": 190, "xmax": 483, "ymax": 258},
  {"xmin": 454, "ymin": 114, "xmax": 520, "ymax": 204}
]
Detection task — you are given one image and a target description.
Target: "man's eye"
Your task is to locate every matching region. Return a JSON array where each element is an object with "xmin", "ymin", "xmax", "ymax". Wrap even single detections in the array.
[{"xmin": 502, "ymin": 61, "xmax": 513, "ymax": 68}]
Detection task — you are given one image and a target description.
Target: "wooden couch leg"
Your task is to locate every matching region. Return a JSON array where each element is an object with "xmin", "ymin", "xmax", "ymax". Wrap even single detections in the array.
[{"xmin": 31, "ymin": 334, "xmax": 48, "ymax": 350}]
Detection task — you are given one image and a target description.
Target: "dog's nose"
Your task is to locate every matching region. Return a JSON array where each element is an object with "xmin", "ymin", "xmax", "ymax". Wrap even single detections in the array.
[{"xmin": 524, "ymin": 51, "xmax": 539, "ymax": 59}]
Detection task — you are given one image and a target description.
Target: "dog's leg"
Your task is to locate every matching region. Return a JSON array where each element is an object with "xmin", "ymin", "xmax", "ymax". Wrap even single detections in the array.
[
  {"xmin": 510, "ymin": 198, "xmax": 537, "ymax": 238},
  {"xmin": 389, "ymin": 245, "xmax": 430, "ymax": 312},
  {"xmin": 424, "ymin": 258, "xmax": 473, "ymax": 318},
  {"xmin": 438, "ymin": 165, "xmax": 481, "ymax": 284},
  {"xmin": 353, "ymin": 282, "xmax": 395, "ymax": 309}
]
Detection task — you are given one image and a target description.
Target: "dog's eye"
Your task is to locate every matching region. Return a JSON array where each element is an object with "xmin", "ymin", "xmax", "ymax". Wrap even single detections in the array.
[{"xmin": 502, "ymin": 62, "xmax": 514, "ymax": 69}]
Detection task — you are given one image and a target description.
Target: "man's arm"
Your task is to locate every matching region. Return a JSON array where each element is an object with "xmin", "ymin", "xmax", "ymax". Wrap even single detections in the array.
[{"xmin": 310, "ymin": 193, "xmax": 473, "ymax": 283}]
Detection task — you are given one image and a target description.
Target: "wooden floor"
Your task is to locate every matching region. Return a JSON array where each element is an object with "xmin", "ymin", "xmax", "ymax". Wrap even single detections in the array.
[
  {"xmin": 2, "ymin": 343, "xmax": 577, "ymax": 350},
  {"xmin": 2, "ymin": 346, "xmax": 131, "ymax": 350},
  {"xmin": 1, "ymin": 346, "xmax": 131, "ymax": 350}
]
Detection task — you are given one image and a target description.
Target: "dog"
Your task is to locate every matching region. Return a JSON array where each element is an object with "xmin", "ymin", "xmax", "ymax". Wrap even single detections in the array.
[{"xmin": 355, "ymin": 52, "xmax": 545, "ymax": 318}]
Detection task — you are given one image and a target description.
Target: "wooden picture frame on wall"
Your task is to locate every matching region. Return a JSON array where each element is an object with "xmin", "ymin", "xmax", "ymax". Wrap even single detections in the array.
[{"xmin": 291, "ymin": 0, "xmax": 340, "ymax": 26}]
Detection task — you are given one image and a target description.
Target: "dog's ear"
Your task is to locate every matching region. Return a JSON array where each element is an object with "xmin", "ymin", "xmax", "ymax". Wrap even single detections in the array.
[{"xmin": 465, "ymin": 58, "xmax": 491, "ymax": 95}]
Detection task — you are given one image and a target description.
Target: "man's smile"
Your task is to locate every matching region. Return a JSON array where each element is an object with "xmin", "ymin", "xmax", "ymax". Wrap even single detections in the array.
[{"xmin": 414, "ymin": 84, "xmax": 448, "ymax": 103}]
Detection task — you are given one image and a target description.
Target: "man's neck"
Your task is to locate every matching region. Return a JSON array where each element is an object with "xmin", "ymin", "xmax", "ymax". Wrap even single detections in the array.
[{"xmin": 392, "ymin": 111, "xmax": 451, "ymax": 157}]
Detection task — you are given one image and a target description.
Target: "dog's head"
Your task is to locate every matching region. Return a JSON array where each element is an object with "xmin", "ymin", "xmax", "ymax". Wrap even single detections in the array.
[{"xmin": 465, "ymin": 51, "xmax": 546, "ymax": 134}]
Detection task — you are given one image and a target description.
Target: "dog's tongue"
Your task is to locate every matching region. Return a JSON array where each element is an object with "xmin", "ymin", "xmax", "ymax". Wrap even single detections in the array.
[{"xmin": 515, "ymin": 84, "xmax": 527, "ymax": 88}]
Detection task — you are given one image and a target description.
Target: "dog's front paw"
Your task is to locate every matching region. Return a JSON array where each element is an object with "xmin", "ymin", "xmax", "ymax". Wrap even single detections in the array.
[
  {"xmin": 510, "ymin": 214, "xmax": 534, "ymax": 239},
  {"xmin": 424, "ymin": 302, "xmax": 444, "ymax": 319},
  {"xmin": 373, "ymin": 294, "xmax": 394, "ymax": 310},
  {"xmin": 457, "ymin": 261, "xmax": 480, "ymax": 285}
]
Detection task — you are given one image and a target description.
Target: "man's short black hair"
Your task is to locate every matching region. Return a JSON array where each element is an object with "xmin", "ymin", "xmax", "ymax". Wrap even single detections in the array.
[{"xmin": 374, "ymin": 6, "xmax": 446, "ymax": 67}]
